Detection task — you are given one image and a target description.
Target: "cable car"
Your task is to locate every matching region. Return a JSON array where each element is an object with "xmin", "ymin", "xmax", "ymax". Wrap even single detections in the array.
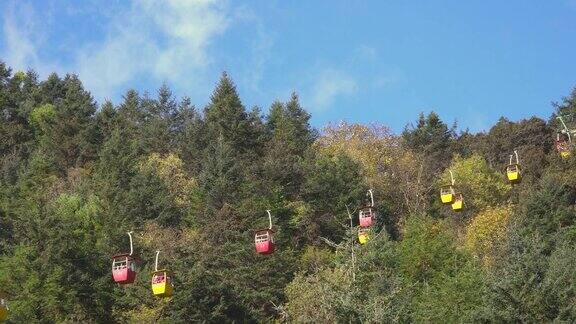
[
  {"xmin": 440, "ymin": 185, "xmax": 455, "ymax": 204},
  {"xmin": 556, "ymin": 115, "xmax": 575, "ymax": 158},
  {"xmin": 255, "ymin": 210, "xmax": 275, "ymax": 255},
  {"xmin": 506, "ymin": 150, "xmax": 522, "ymax": 183},
  {"xmin": 0, "ymin": 294, "xmax": 8, "ymax": 322},
  {"xmin": 506, "ymin": 164, "xmax": 521, "ymax": 182},
  {"xmin": 556, "ymin": 133, "xmax": 571, "ymax": 158},
  {"xmin": 151, "ymin": 251, "xmax": 174, "ymax": 297},
  {"xmin": 358, "ymin": 227, "xmax": 370, "ymax": 245},
  {"xmin": 359, "ymin": 189, "xmax": 376, "ymax": 227},
  {"xmin": 112, "ymin": 232, "xmax": 139, "ymax": 284},
  {"xmin": 440, "ymin": 170, "xmax": 457, "ymax": 204},
  {"xmin": 451, "ymin": 193, "xmax": 464, "ymax": 211}
]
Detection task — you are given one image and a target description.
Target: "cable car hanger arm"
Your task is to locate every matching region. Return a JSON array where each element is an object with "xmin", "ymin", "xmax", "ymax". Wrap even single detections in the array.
[
  {"xmin": 557, "ymin": 116, "xmax": 573, "ymax": 142},
  {"xmin": 155, "ymin": 250, "xmax": 160, "ymax": 272},
  {"xmin": 266, "ymin": 210, "xmax": 272, "ymax": 230},
  {"xmin": 368, "ymin": 189, "xmax": 375, "ymax": 207},
  {"xmin": 128, "ymin": 231, "xmax": 134, "ymax": 256}
]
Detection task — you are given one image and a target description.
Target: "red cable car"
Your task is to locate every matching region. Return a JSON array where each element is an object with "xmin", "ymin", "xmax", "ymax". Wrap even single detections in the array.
[
  {"xmin": 112, "ymin": 232, "xmax": 139, "ymax": 284},
  {"xmin": 254, "ymin": 210, "xmax": 275, "ymax": 255},
  {"xmin": 358, "ymin": 189, "xmax": 376, "ymax": 227}
]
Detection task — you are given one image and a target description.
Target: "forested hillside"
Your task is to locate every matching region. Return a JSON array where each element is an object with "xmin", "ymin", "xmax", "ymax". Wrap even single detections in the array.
[{"xmin": 0, "ymin": 61, "xmax": 575, "ymax": 323}]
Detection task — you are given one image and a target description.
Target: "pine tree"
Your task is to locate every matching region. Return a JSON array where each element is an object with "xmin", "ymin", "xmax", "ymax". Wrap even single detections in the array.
[
  {"xmin": 402, "ymin": 111, "xmax": 455, "ymax": 174},
  {"xmin": 140, "ymin": 85, "xmax": 176, "ymax": 154},
  {"xmin": 263, "ymin": 94, "xmax": 316, "ymax": 198},
  {"xmin": 37, "ymin": 74, "xmax": 98, "ymax": 172},
  {"xmin": 173, "ymin": 97, "xmax": 204, "ymax": 174},
  {"xmin": 0, "ymin": 63, "xmax": 34, "ymax": 184},
  {"xmin": 204, "ymin": 72, "xmax": 258, "ymax": 156}
]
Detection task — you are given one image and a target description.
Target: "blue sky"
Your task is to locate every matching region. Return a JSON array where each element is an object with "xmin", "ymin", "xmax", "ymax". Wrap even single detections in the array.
[{"xmin": 1, "ymin": 0, "xmax": 575, "ymax": 133}]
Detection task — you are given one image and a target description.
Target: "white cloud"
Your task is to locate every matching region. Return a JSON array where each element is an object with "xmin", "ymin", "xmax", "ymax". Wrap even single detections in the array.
[
  {"xmin": 2, "ymin": 2, "xmax": 40, "ymax": 72},
  {"xmin": 75, "ymin": 0, "xmax": 230, "ymax": 100},
  {"xmin": 1, "ymin": 0, "xmax": 231, "ymax": 101},
  {"xmin": 1, "ymin": 1, "xmax": 65, "ymax": 77},
  {"xmin": 310, "ymin": 69, "xmax": 358, "ymax": 111},
  {"xmin": 234, "ymin": 6, "xmax": 274, "ymax": 94}
]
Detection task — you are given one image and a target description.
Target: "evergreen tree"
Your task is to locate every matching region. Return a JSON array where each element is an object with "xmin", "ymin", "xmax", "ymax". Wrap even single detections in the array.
[
  {"xmin": 263, "ymin": 95, "xmax": 316, "ymax": 198},
  {"xmin": 38, "ymin": 74, "xmax": 98, "ymax": 172},
  {"xmin": 173, "ymin": 97, "xmax": 204, "ymax": 174},
  {"xmin": 0, "ymin": 60, "xmax": 575, "ymax": 323},
  {"xmin": 203, "ymin": 72, "xmax": 258, "ymax": 157},
  {"xmin": 402, "ymin": 111, "xmax": 456, "ymax": 175},
  {"xmin": 140, "ymin": 85, "xmax": 176, "ymax": 154}
]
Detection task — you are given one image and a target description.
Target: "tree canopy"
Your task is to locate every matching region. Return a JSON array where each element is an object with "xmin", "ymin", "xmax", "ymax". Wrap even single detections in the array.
[{"xmin": 0, "ymin": 61, "xmax": 575, "ymax": 322}]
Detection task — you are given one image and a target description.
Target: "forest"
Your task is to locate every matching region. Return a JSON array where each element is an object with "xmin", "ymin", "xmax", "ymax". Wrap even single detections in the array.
[{"xmin": 0, "ymin": 60, "xmax": 575, "ymax": 323}]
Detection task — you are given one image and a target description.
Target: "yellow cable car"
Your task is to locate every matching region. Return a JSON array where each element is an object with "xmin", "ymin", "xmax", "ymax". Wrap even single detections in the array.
[
  {"xmin": 358, "ymin": 227, "xmax": 370, "ymax": 245},
  {"xmin": 451, "ymin": 193, "xmax": 464, "ymax": 211},
  {"xmin": 440, "ymin": 170, "xmax": 457, "ymax": 204},
  {"xmin": 151, "ymin": 270, "xmax": 174, "ymax": 297},
  {"xmin": 506, "ymin": 164, "xmax": 521, "ymax": 182},
  {"xmin": 506, "ymin": 150, "xmax": 521, "ymax": 183},
  {"xmin": 440, "ymin": 185, "xmax": 455, "ymax": 204},
  {"xmin": 151, "ymin": 251, "xmax": 174, "ymax": 297}
]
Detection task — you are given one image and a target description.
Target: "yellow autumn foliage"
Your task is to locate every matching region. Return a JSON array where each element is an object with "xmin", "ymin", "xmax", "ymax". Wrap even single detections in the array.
[
  {"xmin": 316, "ymin": 122, "xmax": 397, "ymax": 187},
  {"xmin": 316, "ymin": 122, "xmax": 427, "ymax": 215},
  {"xmin": 441, "ymin": 154, "xmax": 510, "ymax": 211},
  {"xmin": 465, "ymin": 205, "xmax": 512, "ymax": 263},
  {"xmin": 139, "ymin": 153, "xmax": 197, "ymax": 208}
]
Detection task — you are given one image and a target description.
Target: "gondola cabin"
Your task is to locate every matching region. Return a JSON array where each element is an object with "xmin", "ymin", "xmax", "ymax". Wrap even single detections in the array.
[
  {"xmin": 556, "ymin": 136, "xmax": 571, "ymax": 158},
  {"xmin": 112, "ymin": 253, "xmax": 138, "ymax": 284},
  {"xmin": 440, "ymin": 185, "xmax": 455, "ymax": 204},
  {"xmin": 359, "ymin": 206, "xmax": 376, "ymax": 227},
  {"xmin": 506, "ymin": 164, "xmax": 521, "ymax": 183},
  {"xmin": 255, "ymin": 229, "xmax": 275, "ymax": 254},
  {"xmin": 0, "ymin": 298, "xmax": 7, "ymax": 322},
  {"xmin": 151, "ymin": 270, "xmax": 174, "ymax": 297},
  {"xmin": 451, "ymin": 193, "xmax": 464, "ymax": 211},
  {"xmin": 358, "ymin": 227, "xmax": 370, "ymax": 245}
]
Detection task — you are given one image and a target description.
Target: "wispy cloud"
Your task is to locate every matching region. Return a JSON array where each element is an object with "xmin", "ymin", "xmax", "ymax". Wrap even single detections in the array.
[
  {"xmin": 1, "ymin": 0, "xmax": 232, "ymax": 101},
  {"xmin": 236, "ymin": 8, "xmax": 274, "ymax": 95},
  {"xmin": 75, "ymin": 0, "xmax": 230, "ymax": 100},
  {"xmin": 1, "ymin": 1, "xmax": 66, "ymax": 77},
  {"xmin": 303, "ymin": 45, "xmax": 397, "ymax": 112},
  {"xmin": 2, "ymin": 2, "xmax": 41, "ymax": 72},
  {"xmin": 310, "ymin": 69, "xmax": 358, "ymax": 111}
]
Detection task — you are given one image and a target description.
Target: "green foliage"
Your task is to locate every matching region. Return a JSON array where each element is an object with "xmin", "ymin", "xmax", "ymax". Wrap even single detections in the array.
[
  {"xmin": 0, "ymin": 194, "xmax": 111, "ymax": 322},
  {"xmin": 263, "ymin": 94, "xmax": 315, "ymax": 198},
  {"xmin": 300, "ymin": 150, "xmax": 364, "ymax": 242},
  {"xmin": 397, "ymin": 217, "xmax": 465, "ymax": 282},
  {"xmin": 285, "ymin": 217, "xmax": 488, "ymax": 322},
  {"xmin": 476, "ymin": 117, "xmax": 552, "ymax": 182},
  {"xmin": 403, "ymin": 111, "xmax": 456, "ymax": 176},
  {"xmin": 286, "ymin": 267, "xmax": 355, "ymax": 322},
  {"xmin": 29, "ymin": 103, "xmax": 55, "ymax": 134},
  {"xmin": 484, "ymin": 176, "xmax": 576, "ymax": 322},
  {"xmin": 0, "ymin": 60, "xmax": 575, "ymax": 322},
  {"xmin": 441, "ymin": 153, "xmax": 510, "ymax": 212}
]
